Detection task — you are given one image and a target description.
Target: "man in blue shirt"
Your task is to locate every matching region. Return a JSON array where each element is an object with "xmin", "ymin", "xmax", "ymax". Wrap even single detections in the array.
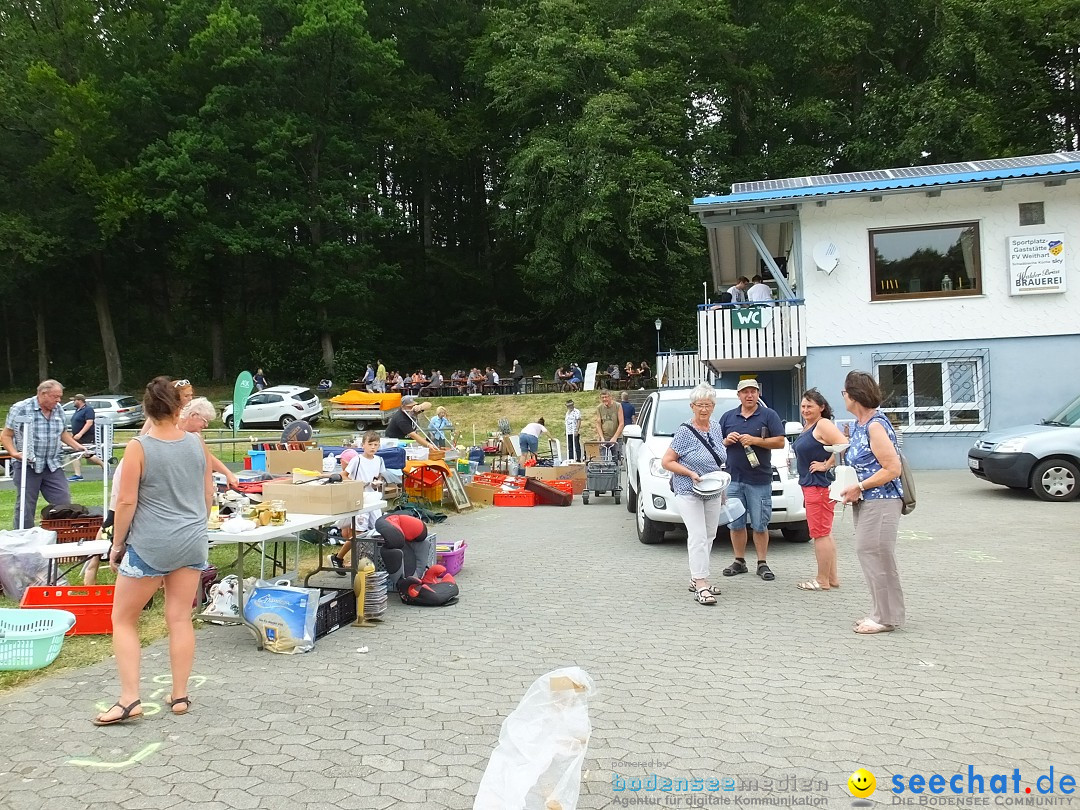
[
  {"xmin": 67, "ymin": 394, "xmax": 105, "ymax": 481},
  {"xmin": 1, "ymin": 379, "xmax": 90, "ymax": 529},
  {"xmin": 719, "ymin": 379, "xmax": 786, "ymax": 582}
]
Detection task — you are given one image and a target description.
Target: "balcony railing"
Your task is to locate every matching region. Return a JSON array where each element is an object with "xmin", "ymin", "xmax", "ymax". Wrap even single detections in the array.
[{"xmin": 697, "ymin": 300, "xmax": 807, "ymax": 371}]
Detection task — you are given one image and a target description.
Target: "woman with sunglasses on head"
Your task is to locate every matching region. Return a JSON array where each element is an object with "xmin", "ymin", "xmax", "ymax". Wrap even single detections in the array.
[
  {"xmin": 661, "ymin": 383, "xmax": 728, "ymax": 606},
  {"xmin": 792, "ymin": 388, "xmax": 848, "ymax": 592},
  {"xmin": 840, "ymin": 371, "xmax": 905, "ymax": 635},
  {"xmin": 93, "ymin": 376, "xmax": 214, "ymax": 725}
]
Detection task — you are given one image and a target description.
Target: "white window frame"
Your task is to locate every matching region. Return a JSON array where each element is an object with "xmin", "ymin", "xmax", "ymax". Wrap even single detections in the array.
[{"xmin": 875, "ymin": 355, "xmax": 988, "ymax": 433}]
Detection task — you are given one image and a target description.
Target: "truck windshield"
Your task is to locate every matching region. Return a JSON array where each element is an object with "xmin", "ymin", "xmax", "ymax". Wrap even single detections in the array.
[{"xmin": 1043, "ymin": 394, "xmax": 1080, "ymax": 428}]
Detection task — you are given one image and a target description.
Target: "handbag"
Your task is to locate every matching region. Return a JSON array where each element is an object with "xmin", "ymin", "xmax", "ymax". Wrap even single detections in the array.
[{"xmin": 896, "ymin": 453, "xmax": 917, "ymax": 515}]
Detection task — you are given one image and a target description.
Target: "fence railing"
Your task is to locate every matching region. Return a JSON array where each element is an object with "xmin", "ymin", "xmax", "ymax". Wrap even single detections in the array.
[
  {"xmin": 657, "ymin": 351, "xmax": 714, "ymax": 388},
  {"xmin": 697, "ymin": 300, "xmax": 807, "ymax": 364}
]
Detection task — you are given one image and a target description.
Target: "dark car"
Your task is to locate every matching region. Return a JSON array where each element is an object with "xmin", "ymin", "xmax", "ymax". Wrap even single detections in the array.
[{"xmin": 967, "ymin": 394, "xmax": 1080, "ymax": 502}]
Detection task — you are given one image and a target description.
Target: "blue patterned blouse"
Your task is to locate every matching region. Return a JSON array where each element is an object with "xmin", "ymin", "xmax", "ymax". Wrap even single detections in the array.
[{"xmin": 845, "ymin": 411, "xmax": 903, "ymax": 500}]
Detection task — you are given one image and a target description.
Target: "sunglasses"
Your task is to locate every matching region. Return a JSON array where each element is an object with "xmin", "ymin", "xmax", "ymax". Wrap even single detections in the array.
[{"xmin": 173, "ymin": 379, "xmax": 191, "ymax": 388}]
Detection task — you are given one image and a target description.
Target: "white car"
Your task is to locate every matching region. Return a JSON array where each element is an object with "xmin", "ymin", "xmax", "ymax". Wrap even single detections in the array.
[
  {"xmin": 622, "ymin": 388, "xmax": 809, "ymax": 544},
  {"xmin": 222, "ymin": 385, "xmax": 323, "ymax": 429},
  {"xmin": 62, "ymin": 395, "xmax": 145, "ymax": 429}
]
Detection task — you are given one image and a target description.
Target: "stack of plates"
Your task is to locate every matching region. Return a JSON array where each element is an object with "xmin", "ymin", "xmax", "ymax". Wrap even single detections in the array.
[
  {"xmin": 692, "ymin": 471, "xmax": 731, "ymax": 499},
  {"xmin": 362, "ymin": 570, "xmax": 389, "ymax": 620}
]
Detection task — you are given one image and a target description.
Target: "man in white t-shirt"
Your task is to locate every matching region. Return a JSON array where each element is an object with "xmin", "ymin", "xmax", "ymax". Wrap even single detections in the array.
[
  {"xmin": 331, "ymin": 432, "xmax": 387, "ymax": 574},
  {"xmin": 727, "ymin": 277, "xmax": 750, "ymax": 303},
  {"xmin": 747, "ymin": 275, "xmax": 773, "ymax": 302},
  {"xmin": 564, "ymin": 400, "xmax": 583, "ymax": 462}
]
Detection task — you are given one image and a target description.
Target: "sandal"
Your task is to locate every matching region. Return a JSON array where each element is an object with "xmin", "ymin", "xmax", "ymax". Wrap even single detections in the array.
[
  {"xmin": 854, "ymin": 619, "xmax": 895, "ymax": 635},
  {"xmin": 92, "ymin": 699, "xmax": 143, "ymax": 726},
  {"xmin": 796, "ymin": 580, "xmax": 827, "ymax": 591},
  {"xmin": 166, "ymin": 695, "xmax": 192, "ymax": 715},
  {"xmin": 694, "ymin": 587, "xmax": 717, "ymax": 606},
  {"xmin": 722, "ymin": 559, "xmax": 748, "ymax": 577},
  {"xmin": 756, "ymin": 562, "xmax": 775, "ymax": 581}
]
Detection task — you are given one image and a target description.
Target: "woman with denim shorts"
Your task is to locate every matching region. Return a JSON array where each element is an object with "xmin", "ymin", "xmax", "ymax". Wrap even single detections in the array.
[
  {"xmin": 93, "ymin": 376, "xmax": 213, "ymax": 726},
  {"xmin": 792, "ymin": 389, "xmax": 848, "ymax": 592}
]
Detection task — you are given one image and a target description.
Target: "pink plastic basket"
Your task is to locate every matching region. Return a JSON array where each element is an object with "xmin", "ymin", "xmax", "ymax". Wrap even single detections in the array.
[{"xmin": 436, "ymin": 542, "xmax": 467, "ymax": 576}]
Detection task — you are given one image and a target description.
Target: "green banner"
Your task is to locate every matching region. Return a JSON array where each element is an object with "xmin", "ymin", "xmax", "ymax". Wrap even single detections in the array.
[{"xmin": 232, "ymin": 371, "xmax": 254, "ymax": 434}]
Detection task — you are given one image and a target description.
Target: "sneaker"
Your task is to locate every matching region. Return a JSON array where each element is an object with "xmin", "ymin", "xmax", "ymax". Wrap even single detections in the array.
[
  {"xmin": 330, "ymin": 555, "xmax": 346, "ymax": 576},
  {"xmin": 67, "ymin": 475, "xmax": 84, "ymax": 482}
]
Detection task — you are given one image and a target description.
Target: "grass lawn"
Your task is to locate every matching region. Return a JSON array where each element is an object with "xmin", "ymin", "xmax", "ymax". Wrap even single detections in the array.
[{"xmin": 0, "ymin": 386, "xmax": 614, "ymax": 692}]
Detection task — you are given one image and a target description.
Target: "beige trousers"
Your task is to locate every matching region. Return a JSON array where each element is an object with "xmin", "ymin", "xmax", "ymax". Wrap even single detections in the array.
[{"xmin": 852, "ymin": 498, "xmax": 906, "ymax": 627}]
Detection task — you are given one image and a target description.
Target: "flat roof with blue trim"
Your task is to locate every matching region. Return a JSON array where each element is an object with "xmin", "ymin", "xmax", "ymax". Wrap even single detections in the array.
[{"xmin": 692, "ymin": 152, "xmax": 1080, "ymax": 209}]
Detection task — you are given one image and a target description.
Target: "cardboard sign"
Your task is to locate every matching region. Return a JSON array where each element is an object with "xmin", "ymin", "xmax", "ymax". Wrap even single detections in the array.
[
  {"xmin": 265, "ymin": 449, "xmax": 324, "ymax": 475},
  {"xmin": 261, "ymin": 480, "xmax": 366, "ymax": 515}
]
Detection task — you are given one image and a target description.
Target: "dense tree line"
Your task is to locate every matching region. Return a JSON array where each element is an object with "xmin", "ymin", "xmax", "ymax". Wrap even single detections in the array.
[{"xmin": 1, "ymin": 0, "xmax": 1076, "ymax": 391}]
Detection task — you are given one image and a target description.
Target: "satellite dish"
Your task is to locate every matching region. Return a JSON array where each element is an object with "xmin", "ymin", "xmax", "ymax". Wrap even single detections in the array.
[{"xmin": 813, "ymin": 241, "xmax": 839, "ymax": 274}]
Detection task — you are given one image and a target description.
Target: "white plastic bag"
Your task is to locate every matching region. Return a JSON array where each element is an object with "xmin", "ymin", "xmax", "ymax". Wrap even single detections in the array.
[
  {"xmin": 474, "ymin": 667, "xmax": 596, "ymax": 810},
  {"xmin": 0, "ymin": 527, "xmax": 56, "ymax": 601}
]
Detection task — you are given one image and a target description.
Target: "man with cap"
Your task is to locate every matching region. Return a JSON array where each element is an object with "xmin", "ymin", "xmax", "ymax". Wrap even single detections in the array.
[
  {"xmin": 719, "ymin": 379, "xmax": 786, "ymax": 581},
  {"xmin": 384, "ymin": 395, "xmax": 438, "ymax": 450},
  {"xmin": 564, "ymin": 399, "xmax": 583, "ymax": 462}
]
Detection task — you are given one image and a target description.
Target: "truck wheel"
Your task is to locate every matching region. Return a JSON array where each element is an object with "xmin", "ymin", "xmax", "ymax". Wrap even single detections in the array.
[
  {"xmin": 636, "ymin": 500, "xmax": 664, "ymax": 545},
  {"xmin": 1031, "ymin": 458, "xmax": 1079, "ymax": 502},
  {"xmin": 781, "ymin": 523, "xmax": 811, "ymax": 542}
]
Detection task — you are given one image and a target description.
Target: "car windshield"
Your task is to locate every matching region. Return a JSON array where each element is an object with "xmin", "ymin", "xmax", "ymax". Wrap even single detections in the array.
[
  {"xmin": 652, "ymin": 396, "xmax": 740, "ymax": 437},
  {"xmin": 1043, "ymin": 394, "xmax": 1080, "ymax": 428}
]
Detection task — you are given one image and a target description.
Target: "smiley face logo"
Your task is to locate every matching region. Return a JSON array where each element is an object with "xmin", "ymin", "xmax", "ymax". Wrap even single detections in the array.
[{"xmin": 848, "ymin": 768, "xmax": 876, "ymax": 798}]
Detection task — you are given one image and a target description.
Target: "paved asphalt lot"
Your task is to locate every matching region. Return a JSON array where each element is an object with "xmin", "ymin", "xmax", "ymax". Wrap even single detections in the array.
[{"xmin": 1, "ymin": 470, "xmax": 1077, "ymax": 809}]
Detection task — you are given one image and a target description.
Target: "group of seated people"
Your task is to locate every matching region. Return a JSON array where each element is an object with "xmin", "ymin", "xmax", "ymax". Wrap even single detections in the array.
[{"xmin": 596, "ymin": 361, "xmax": 652, "ymax": 389}]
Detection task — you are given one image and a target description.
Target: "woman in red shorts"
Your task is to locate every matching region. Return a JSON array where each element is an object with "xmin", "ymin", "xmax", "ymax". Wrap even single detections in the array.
[{"xmin": 792, "ymin": 389, "xmax": 848, "ymax": 591}]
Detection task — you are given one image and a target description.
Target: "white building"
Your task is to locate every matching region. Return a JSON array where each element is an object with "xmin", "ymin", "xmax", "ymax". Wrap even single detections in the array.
[{"xmin": 688, "ymin": 152, "xmax": 1080, "ymax": 468}]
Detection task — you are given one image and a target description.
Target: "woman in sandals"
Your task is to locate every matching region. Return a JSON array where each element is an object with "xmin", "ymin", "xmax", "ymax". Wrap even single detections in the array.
[
  {"xmin": 661, "ymin": 383, "xmax": 728, "ymax": 606},
  {"xmin": 93, "ymin": 376, "xmax": 213, "ymax": 725},
  {"xmin": 839, "ymin": 371, "xmax": 905, "ymax": 634},
  {"xmin": 792, "ymin": 389, "xmax": 848, "ymax": 592}
]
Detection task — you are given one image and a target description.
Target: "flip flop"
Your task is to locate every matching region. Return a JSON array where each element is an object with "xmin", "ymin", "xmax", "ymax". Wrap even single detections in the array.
[
  {"xmin": 92, "ymin": 699, "xmax": 143, "ymax": 726},
  {"xmin": 166, "ymin": 695, "xmax": 191, "ymax": 715},
  {"xmin": 796, "ymin": 580, "xmax": 827, "ymax": 591},
  {"xmin": 854, "ymin": 620, "xmax": 895, "ymax": 635}
]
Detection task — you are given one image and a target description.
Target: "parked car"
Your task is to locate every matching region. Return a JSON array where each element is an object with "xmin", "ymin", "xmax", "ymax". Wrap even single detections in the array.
[
  {"xmin": 62, "ymin": 395, "xmax": 144, "ymax": 429},
  {"xmin": 622, "ymin": 388, "xmax": 809, "ymax": 544},
  {"xmin": 222, "ymin": 385, "xmax": 323, "ymax": 429},
  {"xmin": 967, "ymin": 393, "xmax": 1080, "ymax": 502}
]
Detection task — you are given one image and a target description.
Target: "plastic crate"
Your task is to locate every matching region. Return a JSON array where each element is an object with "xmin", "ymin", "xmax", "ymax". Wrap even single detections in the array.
[
  {"xmin": 314, "ymin": 588, "xmax": 357, "ymax": 639},
  {"xmin": 40, "ymin": 516, "xmax": 105, "ymax": 565},
  {"xmin": 435, "ymin": 542, "xmax": 467, "ymax": 576},
  {"xmin": 546, "ymin": 479, "xmax": 574, "ymax": 495},
  {"xmin": 0, "ymin": 608, "xmax": 77, "ymax": 671},
  {"xmin": 493, "ymin": 490, "xmax": 537, "ymax": 507},
  {"xmin": 473, "ymin": 472, "xmax": 507, "ymax": 487},
  {"xmin": 20, "ymin": 585, "xmax": 114, "ymax": 635}
]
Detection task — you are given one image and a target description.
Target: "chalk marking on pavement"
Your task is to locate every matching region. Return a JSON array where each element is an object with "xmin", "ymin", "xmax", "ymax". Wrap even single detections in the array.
[
  {"xmin": 94, "ymin": 673, "xmax": 206, "ymax": 718},
  {"xmin": 917, "ymin": 659, "xmax": 938, "ymax": 668},
  {"xmin": 953, "ymin": 549, "xmax": 1002, "ymax": 563},
  {"xmin": 898, "ymin": 530, "xmax": 934, "ymax": 541},
  {"xmin": 66, "ymin": 742, "xmax": 162, "ymax": 769}
]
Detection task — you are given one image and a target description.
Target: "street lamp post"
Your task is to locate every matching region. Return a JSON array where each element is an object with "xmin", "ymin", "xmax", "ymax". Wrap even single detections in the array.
[{"xmin": 654, "ymin": 318, "xmax": 662, "ymax": 354}]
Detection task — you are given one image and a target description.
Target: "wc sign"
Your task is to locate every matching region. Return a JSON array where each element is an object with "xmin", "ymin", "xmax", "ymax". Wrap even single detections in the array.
[{"xmin": 731, "ymin": 307, "xmax": 773, "ymax": 329}]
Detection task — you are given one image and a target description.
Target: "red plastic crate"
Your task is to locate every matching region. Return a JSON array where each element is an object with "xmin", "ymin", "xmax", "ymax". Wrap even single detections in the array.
[
  {"xmin": 493, "ymin": 490, "xmax": 537, "ymax": 507},
  {"xmin": 546, "ymin": 479, "xmax": 574, "ymax": 495},
  {"xmin": 21, "ymin": 585, "xmax": 114, "ymax": 635},
  {"xmin": 473, "ymin": 472, "xmax": 507, "ymax": 487}
]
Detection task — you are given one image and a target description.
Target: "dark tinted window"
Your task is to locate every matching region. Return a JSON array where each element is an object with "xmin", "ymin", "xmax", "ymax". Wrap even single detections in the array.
[
  {"xmin": 117, "ymin": 397, "xmax": 140, "ymax": 408},
  {"xmin": 294, "ymin": 389, "xmax": 316, "ymax": 401}
]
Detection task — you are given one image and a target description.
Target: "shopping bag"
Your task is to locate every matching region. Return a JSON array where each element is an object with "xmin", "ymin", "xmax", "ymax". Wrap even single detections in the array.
[{"xmin": 242, "ymin": 580, "xmax": 319, "ymax": 654}]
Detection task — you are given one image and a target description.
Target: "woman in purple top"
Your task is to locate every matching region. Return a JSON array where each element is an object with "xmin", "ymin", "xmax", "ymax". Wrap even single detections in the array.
[{"xmin": 840, "ymin": 371, "xmax": 905, "ymax": 635}]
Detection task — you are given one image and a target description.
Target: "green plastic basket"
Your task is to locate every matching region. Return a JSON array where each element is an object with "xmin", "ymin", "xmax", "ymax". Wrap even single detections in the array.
[{"xmin": 0, "ymin": 608, "xmax": 77, "ymax": 671}]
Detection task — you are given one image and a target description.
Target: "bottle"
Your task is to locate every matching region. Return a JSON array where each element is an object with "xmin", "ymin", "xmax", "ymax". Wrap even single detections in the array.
[
  {"xmin": 942, "ymin": 274, "xmax": 953, "ymax": 291},
  {"xmin": 744, "ymin": 430, "xmax": 761, "ymax": 468}
]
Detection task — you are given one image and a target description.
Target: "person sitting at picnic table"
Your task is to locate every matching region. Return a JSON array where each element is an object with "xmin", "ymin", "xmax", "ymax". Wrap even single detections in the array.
[
  {"xmin": 604, "ymin": 363, "xmax": 621, "ymax": 389},
  {"xmin": 410, "ymin": 370, "xmax": 428, "ymax": 394},
  {"xmin": 451, "ymin": 369, "xmax": 467, "ymax": 394},
  {"xmin": 625, "ymin": 361, "xmax": 635, "ymax": 377},
  {"xmin": 468, "ymin": 367, "xmax": 485, "ymax": 394},
  {"xmin": 638, "ymin": 360, "xmax": 652, "ymax": 386},
  {"xmin": 423, "ymin": 369, "xmax": 444, "ymax": 395},
  {"xmin": 567, "ymin": 363, "xmax": 583, "ymax": 392},
  {"xmin": 389, "ymin": 371, "xmax": 405, "ymax": 391}
]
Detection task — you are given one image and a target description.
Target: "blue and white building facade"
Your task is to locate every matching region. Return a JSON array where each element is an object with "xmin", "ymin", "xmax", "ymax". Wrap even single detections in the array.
[{"xmin": 689, "ymin": 153, "xmax": 1080, "ymax": 469}]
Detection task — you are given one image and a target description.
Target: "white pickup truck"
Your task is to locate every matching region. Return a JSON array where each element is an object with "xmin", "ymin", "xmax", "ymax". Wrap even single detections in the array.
[{"xmin": 622, "ymin": 388, "xmax": 809, "ymax": 544}]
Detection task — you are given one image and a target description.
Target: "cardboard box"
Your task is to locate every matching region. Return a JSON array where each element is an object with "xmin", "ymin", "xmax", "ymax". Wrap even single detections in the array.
[
  {"xmin": 265, "ymin": 448, "xmax": 325, "ymax": 475},
  {"xmin": 464, "ymin": 482, "xmax": 501, "ymax": 506},
  {"xmin": 526, "ymin": 464, "xmax": 588, "ymax": 495},
  {"xmin": 261, "ymin": 480, "xmax": 366, "ymax": 515}
]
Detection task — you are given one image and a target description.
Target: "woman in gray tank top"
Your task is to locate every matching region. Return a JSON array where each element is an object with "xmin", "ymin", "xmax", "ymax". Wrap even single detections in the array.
[{"xmin": 93, "ymin": 376, "xmax": 212, "ymax": 726}]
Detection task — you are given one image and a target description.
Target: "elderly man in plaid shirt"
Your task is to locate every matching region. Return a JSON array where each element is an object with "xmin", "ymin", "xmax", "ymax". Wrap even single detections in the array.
[{"xmin": 1, "ymin": 379, "xmax": 90, "ymax": 529}]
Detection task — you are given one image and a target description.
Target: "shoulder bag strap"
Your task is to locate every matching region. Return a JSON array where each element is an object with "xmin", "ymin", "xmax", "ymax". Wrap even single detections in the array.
[{"xmin": 681, "ymin": 423, "xmax": 726, "ymax": 469}]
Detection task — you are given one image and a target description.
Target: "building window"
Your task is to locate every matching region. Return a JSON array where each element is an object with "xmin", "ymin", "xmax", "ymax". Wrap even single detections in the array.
[
  {"xmin": 876, "ymin": 355, "xmax": 987, "ymax": 433},
  {"xmin": 1018, "ymin": 202, "xmax": 1045, "ymax": 226},
  {"xmin": 869, "ymin": 222, "xmax": 981, "ymax": 300}
]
